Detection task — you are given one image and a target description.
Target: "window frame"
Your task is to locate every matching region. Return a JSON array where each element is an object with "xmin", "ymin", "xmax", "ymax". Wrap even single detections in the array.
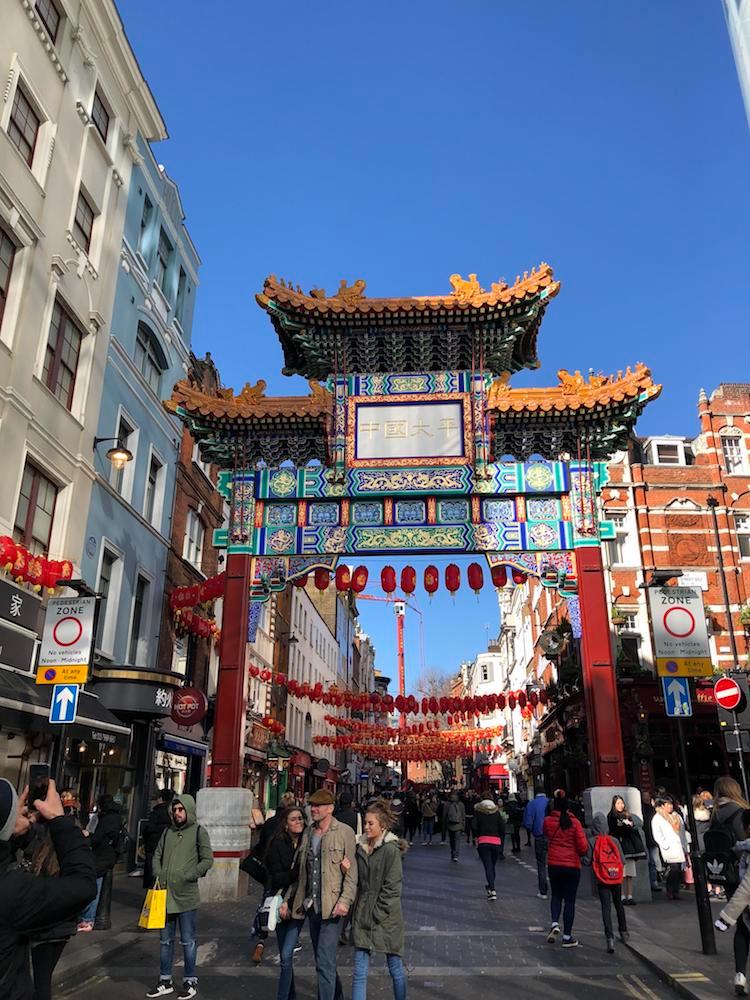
[
  {"xmin": 42, "ymin": 298, "xmax": 83, "ymax": 411},
  {"xmin": 155, "ymin": 228, "xmax": 173, "ymax": 293},
  {"xmin": 721, "ymin": 432, "xmax": 746, "ymax": 475},
  {"xmin": 110, "ymin": 410, "xmax": 138, "ymax": 502},
  {"xmin": 183, "ymin": 509, "xmax": 205, "ymax": 571},
  {"xmin": 137, "ymin": 195, "xmax": 153, "ymax": 259},
  {"xmin": 735, "ymin": 512, "xmax": 750, "ymax": 560},
  {"xmin": 34, "ymin": 0, "xmax": 61, "ymax": 43},
  {"xmin": 13, "ymin": 461, "xmax": 59, "ymax": 554},
  {"xmin": 72, "ymin": 189, "xmax": 96, "ymax": 255},
  {"xmin": 0, "ymin": 226, "xmax": 17, "ymax": 330},
  {"xmin": 8, "ymin": 81, "xmax": 41, "ymax": 168},
  {"xmin": 128, "ymin": 573, "xmax": 150, "ymax": 666},
  {"xmin": 143, "ymin": 448, "xmax": 165, "ymax": 528},
  {"xmin": 134, "ymin": 323, "xmax": 165, "ymax": 395},
  {"xmin": 95, "ymin": 542, "xmax": 124, "ymax": 659},
  {"xmin": 90, "ymin": 87, "xmax": 110, "ymax": 144},
  {"xmin": 175, "ymin": 267, "xmax": 188, "ymax": 323}
]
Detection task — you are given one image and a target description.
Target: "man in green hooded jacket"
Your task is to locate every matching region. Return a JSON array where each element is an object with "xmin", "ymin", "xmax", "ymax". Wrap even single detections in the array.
[{"xmin": 147, "ymin": 794, "xmax": 213, "ymax": 1000}]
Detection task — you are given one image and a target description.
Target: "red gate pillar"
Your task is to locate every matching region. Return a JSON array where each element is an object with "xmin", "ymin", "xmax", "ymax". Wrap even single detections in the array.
[
  {"xmin": 576, "ymin": 545, "xmax": 626, "ymax": 786},
  {"xmin": 211, "ymin": 552, "xmax": 253, "ymax": 787}
]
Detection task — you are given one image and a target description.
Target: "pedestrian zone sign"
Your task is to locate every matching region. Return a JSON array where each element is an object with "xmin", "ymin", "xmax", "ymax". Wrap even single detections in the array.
[
  {"xmin": 661, "ymin": 677, "xmax": 692, "ymax": 718},
  {"xmin": 36, "ymin": 597, "xmax": 95, "ymax": 685},
  {"xmin": 49, "ymin": 683, "xmax": 79, "ymax": 724},
  {"xmin": 647, "ymin": 586, "xmax": 712, "ymax": 677}
]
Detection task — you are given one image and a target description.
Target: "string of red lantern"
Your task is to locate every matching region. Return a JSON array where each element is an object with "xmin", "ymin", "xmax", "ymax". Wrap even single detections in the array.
[
  {"xmin": 261, "ymin": 715, "xmax": 285, "ymax": 735},
  {"xmin": 289, "ymin": 562, "xmax": 527, "ymax": 597},
  {"xmin": 322, "ymin": 715, "xmax": 504, "ymax": 739},
  {"xmin": 169, "ymin": 573, "xmax": 225, "ymax": 611},
  {"xmin": 0, "ymin": 537, "xmax": 74, "ymax": 594}
]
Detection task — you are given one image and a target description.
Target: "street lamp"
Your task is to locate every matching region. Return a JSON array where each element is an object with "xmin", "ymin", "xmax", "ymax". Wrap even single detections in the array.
[
  {"xmin": 93, "ymin": 436, "xmax": 133, "ymax": 471},
  {"xmin": 707, "ymin": 496, "xmax": 740, "ymax": 669}
]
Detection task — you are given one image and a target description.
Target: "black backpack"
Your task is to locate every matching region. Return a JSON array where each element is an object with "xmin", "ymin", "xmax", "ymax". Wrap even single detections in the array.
[
  {"xmin": 111, "ymin": 822, "xmax": 131, "ymax": 860},
  {"xmin": 703, "ymin": 807, "xmax": 741, "ymax": 886}
]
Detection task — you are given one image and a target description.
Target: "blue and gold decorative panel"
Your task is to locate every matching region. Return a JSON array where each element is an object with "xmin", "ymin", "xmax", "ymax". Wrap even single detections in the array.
[
  {"xmin": 266, "ymin": 504, "xmax": 296, "ymax": 526},
  {"xmin": 349, "ymin": 466, "xmax": 472, "ymax": 495},
  {"xmin": 438, "ymin": 500, "xmax": 469, "ymax": 523},
  {"xmin": 483, "ymin": 499, "xmax": 515, "ymax": 522},
  {"xmin": 395, "ymin": 500, "xmax": 426, "ymax": 524},
  {"xmin": 351, "ymin": 502, "xmax": 383, "ymax": 525},
  {"xmin": 266, "ymin": 528, "xmax": 296, "ymax": 554},
  {"xmin": 309, "ymin": 502, "xmax": 339, "ymax": 525},
  {"xmin": 526, "ymin": 497, "xmax": 561, "ymax": 521}
]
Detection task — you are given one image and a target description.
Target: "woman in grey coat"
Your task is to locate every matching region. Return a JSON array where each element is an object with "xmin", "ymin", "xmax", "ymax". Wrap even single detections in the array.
[{"xmin": 343, "ymin": 799, "xmax": 407, "ymax": 1000}]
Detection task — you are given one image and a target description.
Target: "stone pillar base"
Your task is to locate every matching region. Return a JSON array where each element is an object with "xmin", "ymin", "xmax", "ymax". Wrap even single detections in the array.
[
  {"xmin": 197, "ymin": 786, "xmax": 253, "ymax": 902},
  {"xmin": 583, "ymin": 785, "xmax": 653, "ymax": 903}
]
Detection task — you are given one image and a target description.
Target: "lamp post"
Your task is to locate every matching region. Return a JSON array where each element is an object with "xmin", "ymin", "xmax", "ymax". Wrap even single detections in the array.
[{"xmin": 707, "ymin": 496, "xmax": 740, "ymax": 669}]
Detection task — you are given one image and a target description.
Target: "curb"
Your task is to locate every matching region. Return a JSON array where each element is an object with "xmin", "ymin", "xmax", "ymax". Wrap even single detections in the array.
[{"xmin": 626, "ymin": 935, "xmax": 728, "ymax": 1000}]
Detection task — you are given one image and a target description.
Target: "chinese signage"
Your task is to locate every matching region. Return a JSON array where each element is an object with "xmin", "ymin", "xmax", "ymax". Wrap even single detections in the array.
[
  {"xmin": 354, "ymin": 400, "xmax": 465, "ymax": 463},
  {"xmin": 647, "ymin": 586, "xmax": 712, "ymax": 677}
]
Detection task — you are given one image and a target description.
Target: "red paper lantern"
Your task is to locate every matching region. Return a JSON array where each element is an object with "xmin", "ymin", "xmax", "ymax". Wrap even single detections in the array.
[
  {"xmin": 445, "ymin": 563, "xmax": 460, "ymax": 595},
  {"xmin": 508, "ymin": 694, "xmax": 517, "ymax": 710},
  {"xmin": 293, "ymin": 573, "xmax": 308, "ymax": 587},
  {"xmin": 529, "ymin": 691, "xmax": 539, "ymax": 707},
  {"xmin": 467, "ymin": 562, "xmax": 484, "ymax": 594},
  {"xmin": 511, "ymin": 568, "xmax": 527, "ymax": 585},
  {"xmin": 517, "ymin": 691, "xmax": 527, "ymax": 709},
  {"xmin": 0, "ymin": 536, "xmax": 16, "ymax": 574},
  {"xmin": 421, "ymin": 697, "xmax": 429, "ymax": 716},
  {"xmin": 351, "ymin": 566, "xmax": 369, "ymax": 593},
  {"xmin": 491, "ymin": 564, "xmax": 507, "ymax": 588},
  {"xmin": 335, "ymin": 565, "xmax": 351, "ymax": 591},
  {"xmin": 424, "ymin": 565, "xmax": 439, "ymax": 595},
  {"xmin": 314, "ymin": 568, "xmax": 330, "ymax": 591},
  {"xmin": 381, "ymin": 565, "xmax": 396, "ymax": 594},
  {"xmin": 400, "ymin": 566, "xmax": 416, "ymax": 595},
  {"xmin": 496, "ymin": 694, "xmax": 506, "ymax": 710},
  {"xmin": 539, "ymin": 690, "xmax": 549, "ymax": 705}
]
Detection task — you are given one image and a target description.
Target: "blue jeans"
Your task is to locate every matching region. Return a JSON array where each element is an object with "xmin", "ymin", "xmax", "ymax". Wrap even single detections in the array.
[
  {"xmin": 534, "ymin": 836, "xmax": 548, "ymax": 895},
  {"xmin": 277, "ymin": 918, "xmax": 303, "ymax": 1000},
  {"xmin": 548, "ymin": 866, "xmax": 581, "ymax": 936},
  {"xmin": 80, "ymin": 876, "xmax": 103, "ymax": 922},
  {"xmin": 352, "ymin": 948, "xmax": 407, "ymax": 1000},
  {"xmin": 648, "ymin": 846, "xmax": 660, "ymax": 889},
  {"xmin": 422, "ymin": 817, "xmax": 434, "ymax": 842},
  {"xmin": 477, "ymin": 843, "xmax": 499, "ymax": 891},
  {"xmin": 159, "ymin": 909, "xmax": 197, "ymax": 983},
  {"xmin": 308, "ymin": 912, "xmax": 344, "ymax": 1000}
]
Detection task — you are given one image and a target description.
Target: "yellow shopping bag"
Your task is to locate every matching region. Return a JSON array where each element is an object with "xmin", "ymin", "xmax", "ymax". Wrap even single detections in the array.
[{"xmin": 139, "ymin": 881, "xmax": 167, "ymax": 930}]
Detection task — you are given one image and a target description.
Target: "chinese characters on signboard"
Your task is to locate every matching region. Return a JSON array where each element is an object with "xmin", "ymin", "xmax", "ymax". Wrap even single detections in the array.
[{"xmin": 355, "ymin": 401, "xmax": 464, "ymax": 461}]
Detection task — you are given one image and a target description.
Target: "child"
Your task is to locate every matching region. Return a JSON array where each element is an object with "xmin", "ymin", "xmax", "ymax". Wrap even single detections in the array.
[
  {"xmin": 714, "ymin": 808, "xmax": 750, "ymax": 933},
  {"xmin": 588, "ymin": 812, "xmax": 629, "ymax": 954}
]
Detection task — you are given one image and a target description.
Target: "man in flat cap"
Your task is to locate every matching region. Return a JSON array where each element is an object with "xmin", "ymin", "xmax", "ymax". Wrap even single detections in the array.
[{"xmin": 278, "ymin": 788, "xmax": 357, "ymax": 1000}]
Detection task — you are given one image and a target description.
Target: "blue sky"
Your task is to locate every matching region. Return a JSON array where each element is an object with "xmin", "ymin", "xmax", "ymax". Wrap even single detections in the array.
[{"xmin": 120, "ymin": 1, "xmax": 749, "ymax": 687}]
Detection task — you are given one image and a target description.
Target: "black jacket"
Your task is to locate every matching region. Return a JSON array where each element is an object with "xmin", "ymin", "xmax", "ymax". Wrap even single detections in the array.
[
  {"xmin": 144, "ymin": 802, "xmax": 172, "ymax": 857},
  {"xmin": 333, "ymin": 806, "xmax": 358, "ymax": 833},
  {"xmin": 607, "ymin": 811, "xmax": 646, "ymax": 858},
  {"xmin": 263, "ymin": 832, "xmax": 300, "ymax": 895},
  {"xmin": 472, "ymin": 802, "xmax": 506, "ymax": 840},
  {"xmin": 89, "ymin": 800, "xmax": 122, "ymax": 876},
  {"xmin": 0, "ymin": 817, "xmax": 96, "ymax": 1000}
]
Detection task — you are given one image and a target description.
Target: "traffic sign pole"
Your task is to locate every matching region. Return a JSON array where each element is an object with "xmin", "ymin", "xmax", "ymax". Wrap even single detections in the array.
[
  {"xmin": 676, "ymin": 711, "xmax": 716, "ymax": 955},
  {"xmin": 732, "ymin": 710, "xmax": 750, "ymax": 802}
]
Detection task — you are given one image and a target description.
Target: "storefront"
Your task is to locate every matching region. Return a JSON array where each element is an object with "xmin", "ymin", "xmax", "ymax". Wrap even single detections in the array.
[
  {"xmin": 289, "ymin": 750, "xmax": 313, "ymax": 801},
  {"xmin": 155, "ymin": 719, "xmax": 207, "ymax": 797},
  {"xmin": 244, "ymin": 719, "xmax": 271, "ymax": 807}
]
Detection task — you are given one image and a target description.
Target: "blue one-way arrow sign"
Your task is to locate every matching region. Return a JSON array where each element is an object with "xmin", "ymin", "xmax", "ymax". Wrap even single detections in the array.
[
  {"xmin": 49, "ymin": 683, "xmax": 79, "ymax": 724},
  {"xmin": 662, "ymin": 677, "xmax": 692, "ymax": 718}
]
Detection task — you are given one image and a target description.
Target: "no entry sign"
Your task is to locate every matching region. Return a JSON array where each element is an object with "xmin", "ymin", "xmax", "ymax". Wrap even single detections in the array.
[
  {"xmin": 714, "ymin": 676, "xmax": 743, "ymax": 712},
  {"xmin": 36, "ymin": 597, "xmax": 96, "ymax": 685},
  {"xmin": 647, "ymin": 586, "xmax": 712, "ymax": 677}
]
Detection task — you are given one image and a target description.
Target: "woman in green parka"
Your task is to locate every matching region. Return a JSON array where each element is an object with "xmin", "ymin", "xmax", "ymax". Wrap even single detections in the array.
[{"xmin": 343, "ymin": 798, "xmax": 407, "ymax": 1000}]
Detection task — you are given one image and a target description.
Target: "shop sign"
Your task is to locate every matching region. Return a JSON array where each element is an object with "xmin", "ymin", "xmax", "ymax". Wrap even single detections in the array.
[
  {"xmin": 247, "ymin": 721, "xmax": 271, "ymax": 751},
  {"xmin": 89, "ymin": 729, "xmax": 119, "ymax": 746},
  {"xmin": 0, "ymin": 621, "xmax": 37, "ymax": 672},
  {"xmin": 170, "ymin": 687, "xmax": 208, "ymax": 727},
  {"xmin": 0, "ymin": 578, "xmax": 41, "ymax": 632}
]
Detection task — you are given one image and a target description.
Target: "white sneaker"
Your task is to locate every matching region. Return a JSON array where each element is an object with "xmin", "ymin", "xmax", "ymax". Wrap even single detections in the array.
[
  {"xmin": 146, "ymin": 984, "xmax": 174, "ymax": 998},
  {"xmin": 547, "ymin": 923, "xmax": 561, "ymax": 943},
  {"xmin": 735, "ymin": 972, "xmax": 748, "ymax": 996},
  {"xmin": 537, "ymin": 892, "xmax": 548, "ymax": 900}
]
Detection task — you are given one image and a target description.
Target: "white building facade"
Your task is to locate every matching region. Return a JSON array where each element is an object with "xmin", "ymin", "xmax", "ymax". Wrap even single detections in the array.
[{"xmin": 287, "ymin": 585, "xmax": 338, "ymax": 755}]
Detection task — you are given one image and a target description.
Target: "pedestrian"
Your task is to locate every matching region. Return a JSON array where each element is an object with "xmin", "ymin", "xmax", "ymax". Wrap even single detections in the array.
[
  {"xmin": 650, "ymin": 796, "xmax": 685, "ymax": 900},
  {"xmin": 446, "ymin": 792, "xmax": 465, "ymax": 863},
  {"xmin": 404, "ymin": 795, "xmax": 420, "ymax": 845},
  {"xmin": 640, "ymin": 792, "xmax": 662, "ymax": 893},
  {"xmin": 587, "ymin": 812, "xmax": 628, "ymax": 954},
  {"xmin": 713, "ymin": 807, "xmax": 750, "ymax": 994},
  {"xmin": 347, "ymin": 799, "xmax": 407, "ymax": 1000},
  {"xmin": 420, "ymin": 793, "xmax": 437, "ymax": 846},
  {"xmin": 521, "ymin": 796, "xmax": 532, "ymax": 846},
  {"xmin": 507, "ymin": 794, "xmax": 524, "ymax": 854},
  {"xmin": 473, "ymin": 798, "xmax": 505, "ymax": 900},
  {"xmin": 143, "ymin": 789, "xmax": 174, "ymax": 890},
  {"xmin": 0, "ymin": 778, "xmax": 96, "ymax": 1000},
  {"xmin": 334, "ymin": 791, "xmax": 359, "ymax": 835},
  {"xmin": 464, "ymin": 792, "xmax": 476, "ymax": 845},
  {"xmin": 543, "ymin": 791, "xmax": 588, "ymax": 948},
  {"xmin": 523, "ymin": 788, "xmax": 550, "ymax": 899},
  {"xmin": 257, "ymin": 792, "xmax": 297, "ymax": 861},
  {"xmin": 255, "ymin": 807, "xmax": 304, "ymax": 966},
  {"xmin": 709, "ymin": 777, "xmax": 750, "ymax": 995},
  {"xmin": 496, "ymin": 797, "xmax": 509, "ymax": 860},
  {"xmin": 390, "ymin": 798, "xmax": 406, "ymax": 840},
  {"xmin": 278, "ymin": 788, "xmax": 357, "ymax": 1000},
  {"xmin": 437, "ymin": 793, "xmax": 448, "ymax": 847},
  {"xmin": 607, "ymin": 795, "xmax": 646, "ymax": 905},
  {"xmin": 78, "ymin": 794, "xmax": 123, "ymax": 932},
  {"xmin": 147, "ymin": 794, "xmax": 214, "ymax": 999}
]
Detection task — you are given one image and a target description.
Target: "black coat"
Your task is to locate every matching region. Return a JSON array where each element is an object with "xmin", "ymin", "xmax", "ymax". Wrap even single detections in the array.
[
  {"xmin": 472, "ymin": 805, "xmax": 506, "ymax": 840},
  {"xmin": 334, "ymin": 806, "xmax": 358, "ymax": 833},
  {"xmin": 263, "ymin": 832, "xmax": 300, "ymax": 895},
  {"xmin": 608, "ymin": 811, "xmax": 646, "ymax": 859},
  {"xmin": 89, "ymin": 803, "xmax": 122, "ymax": 876},
  {"xmin": 144, "ymin": 802, "xmax": 172, "ymax": 857},
  {"xmin": 0, "ymin": 817, "xmax": 96, "ymax": 1000}
]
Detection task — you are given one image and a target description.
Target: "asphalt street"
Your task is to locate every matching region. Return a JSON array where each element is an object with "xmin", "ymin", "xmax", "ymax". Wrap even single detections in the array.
[{"xmin": 55, "ymin": 839, "xmax": 679, "ymax": 999}]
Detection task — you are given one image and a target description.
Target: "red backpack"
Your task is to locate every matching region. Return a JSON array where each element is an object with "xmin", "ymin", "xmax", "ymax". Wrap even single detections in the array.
[{"xmin": 592, "ymin": 834, "xmax": 624, "ymax": 885}]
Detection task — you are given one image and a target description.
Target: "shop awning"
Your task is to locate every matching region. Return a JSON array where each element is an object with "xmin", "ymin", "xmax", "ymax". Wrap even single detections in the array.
[
  {"xmin": 0, "ymin": 668, "xmax": 131, "ymax": 747},
  {"xmin": 488, "ymin": 764, "xmax": 508, "ymax": 779},
  {"xmin": 159, "ymin": 734, "xmax": 207, "ymax": 757}
]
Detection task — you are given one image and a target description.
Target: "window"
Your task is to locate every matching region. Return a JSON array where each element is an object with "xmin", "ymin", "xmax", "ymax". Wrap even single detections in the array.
[
  {"xmin": 134, "ymin": 324, "xmax": 164, "ymax": 394},
  {"xmin": 0, "ymin": 227, "xmax": 16, "ymax": 327},
  {"xmin": 72, "ymin": 190, "xmax": 95, "ymax": 254},
  {"xmin": 183, "ymin": 510, "xmax": 204, "ymax": 569},
  {"xmin": 722, "ymin": 433, "xmax": 745, "ymax": 474},
  {"xmin": 8, "ymin": 83, "xmax": 40, "ymax": 168},
  {"xmin": 606, "ymin": 512, "xmax": 629, "ymax": 565},
  {"xmin": 138, "ymin": 196, "xmax": 153, "ymax": 256},
  {"xmin": 619, "ymin": 612, "xmax": 638, "ymax": 632},
  {"xmin": 111, "ymin": 414, "xmax": 135, "ymax": 496},
  {"xmin": 736, "ymin": 514, "xmax": 750, "ymax": 559},
  {"xmin": 91, "ymin": 88, "xmax": 110, "ymax": 143},
  {"xmin": 34, "ymin": 0, "xmax": 61, "ymax": 42},
  {"xmin": 143, "ymin": 454, "xmax": 163, "ymax": 525},
  {"xmin": 176, "ymin": 267, "xmax": 187, "ymax": 323},
  {"xmin": 42, "ymin": 299, "xmax": 82, "ymax": 410},
  {"xmin": 128, "ymin": 575, "xmax": 149, "ymax": 665},
  {"xmin": 96, "ymin": 549, "xmax": 117, "ymax": 649},
  {"xmin": 172, "ymin": 637, "xmax": 188, "ymax": 676},
  {"xmin": 480, "ymin": 663, "xmax": 491, "ymax": 683},
  {"xmin": 14, "ymin": 462, "xmax": 58, "ymax": 554},
  {"xmin": 655, "ymin": 443, "xmax": 681, "ymax": 465},
  {"xmin": 155, "ymin": 228, "xmax": 172, "ymax": 292},
  {"xmin": 191, "ymin": 442, "xmax": 211, "ymax": 479}
]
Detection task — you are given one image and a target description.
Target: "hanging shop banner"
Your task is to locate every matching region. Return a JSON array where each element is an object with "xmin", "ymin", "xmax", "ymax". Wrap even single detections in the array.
[
  {"xmin": 36, "ymin": 597, "xmax": 96, "ymax": 685},
  {"xmin": 354, "ymin": 400, "xmax": 466, "ymax": 462},
  {"xmin": 647, "ymin": 586, "xmax": 712, "ymax": 677}
]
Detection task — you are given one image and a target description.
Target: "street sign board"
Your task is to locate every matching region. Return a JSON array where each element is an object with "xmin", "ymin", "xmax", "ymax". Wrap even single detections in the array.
[
  {"xmin": 36, "ymin": 663, "xmax": 90, "ymax": 685},
  {"xmin": 662, "ymin": 677, "xmax": 693, "ymax": 717},
  {"xmin": 647, "ymin": 586, "xmax": 712, "ymax": 676},
  {"xmin": 37, "ymin": 597, "xmax": 95, "ymax": 684},
  {"xmin": 714, "ymin": 676, "xmax": 743, "ymax": 712},
  {"xmin": 49, "ymin": 683, "xmax": 79, "ymax": 724},
  {"xmin": 725, "ymin": 729, "xmax": 750, "ymax": 754}
]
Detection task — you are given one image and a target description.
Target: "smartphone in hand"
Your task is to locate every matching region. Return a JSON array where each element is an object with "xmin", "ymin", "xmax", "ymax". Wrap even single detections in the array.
[{"xmin": 28, "ymin": 763, "xmax": 50, "ymax": 810}]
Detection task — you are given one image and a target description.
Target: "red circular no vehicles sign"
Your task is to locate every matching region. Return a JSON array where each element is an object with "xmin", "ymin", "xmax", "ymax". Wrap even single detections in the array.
[{"xmin": 714, "ymin": 676, "xmax": 742, "ymax": 712}]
